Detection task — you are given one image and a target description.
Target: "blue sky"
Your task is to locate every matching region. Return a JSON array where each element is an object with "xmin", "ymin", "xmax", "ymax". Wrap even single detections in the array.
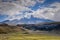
[
  {"xmin": 30, "ymin": 0, "xmax": 60, "ymax": 10},
  {"xmin": 0, "ymin": 0, "xmax": 60, "ymax": 24}
]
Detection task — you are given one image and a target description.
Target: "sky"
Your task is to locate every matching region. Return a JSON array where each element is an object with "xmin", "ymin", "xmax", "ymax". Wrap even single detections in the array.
[{"xmin": 0, "ymin": 0, "xmax": 60, "ymax": 24}]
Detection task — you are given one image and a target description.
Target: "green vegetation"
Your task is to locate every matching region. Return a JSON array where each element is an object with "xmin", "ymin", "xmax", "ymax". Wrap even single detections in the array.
[
  {"xmin": 0, "ymin": 23, "xmax": 60, "ymax": 40},
  {"xmin": 0, "ymin": 33, "xmax": 60, "ymax": 40}
]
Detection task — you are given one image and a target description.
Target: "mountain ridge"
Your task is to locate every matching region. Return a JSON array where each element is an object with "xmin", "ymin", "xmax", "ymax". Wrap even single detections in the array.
[{"xmin": 1, "ymin": 15, "xmax": 54, "ymax": 24}]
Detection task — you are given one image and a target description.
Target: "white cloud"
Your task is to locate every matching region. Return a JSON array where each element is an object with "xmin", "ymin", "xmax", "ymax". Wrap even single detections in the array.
[
  {"xmin": 6, "ymin": 2, "xmax": 60, "ymax": 22},
  {"xmin": 1, "ymin": 0, "xmax": 60, "ymax": 22},
  {"xmin": 0, "ymin": 0, "xmax": 45, "ymax": 21},
  {"xmin": 37, "ymin": 0, "xmax": 45, "ymax": 3},
  {"xmin": 1, "ymin": 0, "xmax": 45, "ymax": 6},
  {"xmin": 0, "ymin": 2, "xmax": 31, "ymax": 15},
  {"xmin": 1, "ymin": 0, "xmax": 60, "ymax": 24},
  {"xmin": 32, "ymin": 8, "xmax": 54, "ymax": 19},
  {"xmin": 32, "ymin": 2, "xmax": 60, "ymax": 21}
]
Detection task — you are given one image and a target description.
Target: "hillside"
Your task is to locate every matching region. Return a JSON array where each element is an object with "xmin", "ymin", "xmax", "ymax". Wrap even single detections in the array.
[
  {"xmin": 0, "ymin": 23, "xmax": 29, "ymax": 34},
  {"xmin": 0, "ymin": 22, "xmax": 60, "ymax": 34},
  {"xmin": 17, "ymin": 22, "xmax": 60, "ymax": 34}
]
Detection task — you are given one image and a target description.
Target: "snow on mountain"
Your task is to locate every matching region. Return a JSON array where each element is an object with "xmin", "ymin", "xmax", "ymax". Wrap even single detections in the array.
[{"xmin": 2, "ymin": 15, "xmax": 54, "ymax": 24}]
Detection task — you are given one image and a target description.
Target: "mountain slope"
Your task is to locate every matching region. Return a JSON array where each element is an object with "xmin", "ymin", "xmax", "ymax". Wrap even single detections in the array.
[{"xmin": 2, "ymin": 15, "xmax": 54, "ymax": 24}]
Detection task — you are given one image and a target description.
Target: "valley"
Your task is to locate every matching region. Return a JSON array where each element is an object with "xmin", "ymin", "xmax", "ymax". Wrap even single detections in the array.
[{"xmin": 0, "ymin": 22, "xmax": 60, "ymax": 40}]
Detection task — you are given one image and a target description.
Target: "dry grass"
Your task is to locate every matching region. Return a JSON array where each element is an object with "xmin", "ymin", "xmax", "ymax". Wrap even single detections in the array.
[
  {"xmin": 0, "ymin": 33, "xmax": 60, "ymax": 40},
  {"xmin": 0, "ymin": 24, "xmax": 60, "ymax": 40}
]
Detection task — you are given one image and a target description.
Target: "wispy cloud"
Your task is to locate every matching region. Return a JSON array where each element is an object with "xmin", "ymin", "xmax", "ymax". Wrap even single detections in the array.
[
  {"xmin": 32, "ymin": 2, "xmax": 60, "ymax": 21},
  {"xmin": 0, "ymin": 0, "xmax": 60, "ymax": 23},
  {"xmin": 0, "ymin": 0, "xmax": 45, "ymax": 21}
]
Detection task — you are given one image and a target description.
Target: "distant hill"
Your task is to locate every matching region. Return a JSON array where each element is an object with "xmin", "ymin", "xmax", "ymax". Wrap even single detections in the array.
[
  {"xmin": 0, "ymin": 22, "xmax": 60, "ymax": 34},
  {"xmin": 18, "ymin": 22, "xmax": 60, "ymax": 34},
  {"xmin": 0, "ymin": 23, "xmax": 28, "ymax": 34}
]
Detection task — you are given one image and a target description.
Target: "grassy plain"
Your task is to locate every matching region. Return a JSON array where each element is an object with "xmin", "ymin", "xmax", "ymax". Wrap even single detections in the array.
[{"xmin": 0, "ymin": 33, "xmax": 60, "ymax": 40}]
